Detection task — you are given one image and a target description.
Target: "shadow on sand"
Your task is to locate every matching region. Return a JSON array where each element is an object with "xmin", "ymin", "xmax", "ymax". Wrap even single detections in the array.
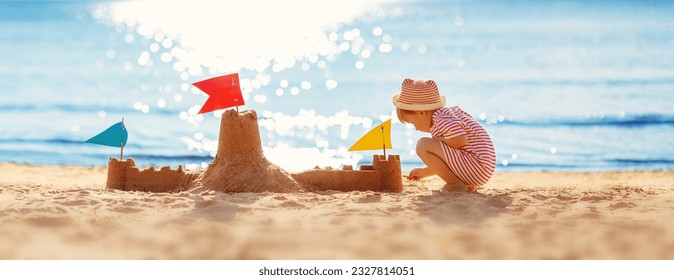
[
  {"xmin": 187, "ymin": 189, "xmax": 263, "ymax": 222},
  {"xmin": 415, "ymin": 186, "xmax": 513, "ymax": 225}
]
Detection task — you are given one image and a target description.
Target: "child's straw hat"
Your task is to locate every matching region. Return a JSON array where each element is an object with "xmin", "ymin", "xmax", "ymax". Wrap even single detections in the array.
[{"xmin": 392, "ymin": 79, "xmax": 446, "ymax": 111}]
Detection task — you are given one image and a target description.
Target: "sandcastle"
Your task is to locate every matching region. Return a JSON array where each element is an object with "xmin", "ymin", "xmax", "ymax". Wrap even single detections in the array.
[
  {"xmin": 106, "ymin": 109, "xmax": 402, "ymax": 193},
  {"xmin": 106, "ymin": 157, "xmax": 197, "ymax": 192}
]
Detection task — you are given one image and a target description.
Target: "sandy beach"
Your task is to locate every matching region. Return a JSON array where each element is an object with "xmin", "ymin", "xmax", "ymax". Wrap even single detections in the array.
[{"xmin": 1, "ymin": 162, "xmax": 673, "ymax": 260}]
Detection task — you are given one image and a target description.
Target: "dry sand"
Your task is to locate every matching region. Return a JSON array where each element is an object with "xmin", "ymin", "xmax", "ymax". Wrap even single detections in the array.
[{"xmin": 1, "ymin": 162, "xmax": 673, "ymax": 259}]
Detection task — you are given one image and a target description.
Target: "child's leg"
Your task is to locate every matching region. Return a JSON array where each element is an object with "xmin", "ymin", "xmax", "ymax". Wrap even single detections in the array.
[{"xmin": 415, "ymin": 137, "xmax": 467, "ymax": 187}]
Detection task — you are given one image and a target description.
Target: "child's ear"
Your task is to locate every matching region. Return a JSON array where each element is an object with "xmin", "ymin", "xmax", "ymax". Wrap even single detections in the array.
[{"xmin": 396, "ymin": 109, "xmax": 405, "ymax": 123}]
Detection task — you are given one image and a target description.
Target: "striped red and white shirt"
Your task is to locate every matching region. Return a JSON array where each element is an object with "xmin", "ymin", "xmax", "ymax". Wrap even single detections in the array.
[{"xmin": 430, "ymin": 106, "xmax": 496, "ymax": 186}]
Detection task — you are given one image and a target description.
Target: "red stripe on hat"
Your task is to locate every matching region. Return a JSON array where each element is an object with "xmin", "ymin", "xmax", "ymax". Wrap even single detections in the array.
[{"xmin": 397, "ymin": 79, "xmax": 442, "ymax": 106}]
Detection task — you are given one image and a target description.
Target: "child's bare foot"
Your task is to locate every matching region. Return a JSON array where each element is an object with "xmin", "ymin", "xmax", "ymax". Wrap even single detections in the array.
[
  {"xmin": 442, "ymin": 183, "xmax": 466, "ymax": 192},
  {"xmin": 442, "ymin": 183, "xmax": 476, "ymax": 192}
]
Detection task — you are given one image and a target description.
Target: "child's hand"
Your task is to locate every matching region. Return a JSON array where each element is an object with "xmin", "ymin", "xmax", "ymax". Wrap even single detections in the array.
[
  {"xmin": 407, "ymin": 168, "xmax": 420, "ymax": 181},
  {"xmin": 407, "ymin": 167, "xmax": 431, "ymax": 181}
]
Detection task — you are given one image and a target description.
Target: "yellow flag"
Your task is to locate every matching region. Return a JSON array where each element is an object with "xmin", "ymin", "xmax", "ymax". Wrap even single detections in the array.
[{"xmin": 348, "ymin": 119, "xmax": 392, "ymax": 152}]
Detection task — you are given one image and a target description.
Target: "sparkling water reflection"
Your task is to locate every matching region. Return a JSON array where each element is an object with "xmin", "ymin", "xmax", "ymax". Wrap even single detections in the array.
[{"xmin": 1, "ymin": 0, "xmax": 673, "ymax": 172}]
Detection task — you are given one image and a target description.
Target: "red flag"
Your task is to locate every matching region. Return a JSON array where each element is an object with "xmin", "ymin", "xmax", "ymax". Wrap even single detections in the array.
[{"xmin": 193, "ymin": 73, "xmax": 245, "ymax": 114}]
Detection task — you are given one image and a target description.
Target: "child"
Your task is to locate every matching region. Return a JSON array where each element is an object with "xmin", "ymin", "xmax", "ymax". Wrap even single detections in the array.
[{"xmin": 393, "ymin": 79, "xmax": 496, "ymax": 191}]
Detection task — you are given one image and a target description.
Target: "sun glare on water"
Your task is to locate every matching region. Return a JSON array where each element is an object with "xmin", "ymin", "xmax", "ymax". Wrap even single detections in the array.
[{"xmin": 92, "ymin": 0, "xmax": 400, "ymax": 171}]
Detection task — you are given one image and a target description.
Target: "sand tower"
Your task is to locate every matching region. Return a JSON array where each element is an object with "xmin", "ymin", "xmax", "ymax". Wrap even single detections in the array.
[{"xmin": 194, "ymin": 109, "xmax": 303, "ymax": 192}]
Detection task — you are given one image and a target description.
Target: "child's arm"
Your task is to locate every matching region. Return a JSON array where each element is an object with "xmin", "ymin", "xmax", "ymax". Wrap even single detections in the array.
[
  {"xmin": 408, "ymin": 136, "xmax": 466, "ymax": 181},
  {"xmin": 433, "ymin": 135, "xmax": 467, "ymax": 149}
]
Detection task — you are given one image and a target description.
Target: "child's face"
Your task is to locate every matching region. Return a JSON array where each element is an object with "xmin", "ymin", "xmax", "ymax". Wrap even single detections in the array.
[{"xmin": 397, "ymin": 109, "xmax": 434, "ymax": 132}]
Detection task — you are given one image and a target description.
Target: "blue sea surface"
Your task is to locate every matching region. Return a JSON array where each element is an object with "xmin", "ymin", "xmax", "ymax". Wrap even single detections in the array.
[{"xmin": 1, "ymin": 0, "xmax": 673, "ymax": 172}]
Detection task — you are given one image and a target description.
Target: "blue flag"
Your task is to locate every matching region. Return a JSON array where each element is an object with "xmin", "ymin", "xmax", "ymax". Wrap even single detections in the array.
[{"xmin": 85, "ymin": 121, "xmax": 128, "ymax": 148}]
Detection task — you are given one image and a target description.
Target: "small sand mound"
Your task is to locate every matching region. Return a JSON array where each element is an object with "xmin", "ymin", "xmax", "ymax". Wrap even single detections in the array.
[{"xmin": 195, "ymin": 153, "xmax": 302, "ymax": 193}]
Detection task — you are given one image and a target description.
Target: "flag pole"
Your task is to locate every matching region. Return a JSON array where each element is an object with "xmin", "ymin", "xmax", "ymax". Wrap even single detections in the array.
[
  {"xmin": 120, "ymin": 117, "xmax": 124, "ymax": 160},
  {"xmin": 381, "ymin": 125, "xmax": 386, "ymax": 158},
  {"xmin": 233, "ymin": 77, "xmax": 239, "ymax": 113}
]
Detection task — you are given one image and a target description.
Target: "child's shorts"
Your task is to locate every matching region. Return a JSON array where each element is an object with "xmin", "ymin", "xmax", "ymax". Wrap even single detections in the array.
[{"xmin": 440, "ymin": 143, "xmax": 494, "ymax": 187}]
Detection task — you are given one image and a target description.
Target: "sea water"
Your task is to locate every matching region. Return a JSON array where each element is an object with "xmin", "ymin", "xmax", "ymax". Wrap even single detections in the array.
[{"xmin": 1, "ymin": 0, "xmax": 673, "ymax": 172}]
